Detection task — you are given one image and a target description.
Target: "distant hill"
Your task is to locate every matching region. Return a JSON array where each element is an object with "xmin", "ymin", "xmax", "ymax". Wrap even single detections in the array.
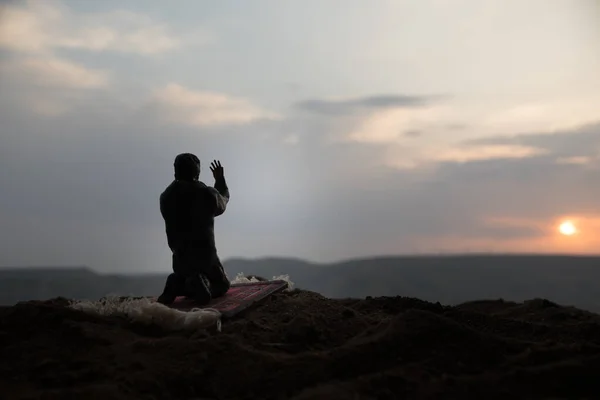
[{"xmin": 1, "ymin": 255, "xmax": 600, "ymax": 311}]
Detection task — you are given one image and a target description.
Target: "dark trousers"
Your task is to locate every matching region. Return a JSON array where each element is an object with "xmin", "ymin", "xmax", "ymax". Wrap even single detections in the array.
[{"xmin": 158, "ymin": 249, "xmax": 230, "ymax": 305}]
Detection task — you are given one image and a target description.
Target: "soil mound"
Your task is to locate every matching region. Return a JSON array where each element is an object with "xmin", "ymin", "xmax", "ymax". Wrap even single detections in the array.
[{"xmin": 2, "ymin": 291, "xmax": 600, "ymax": 399}]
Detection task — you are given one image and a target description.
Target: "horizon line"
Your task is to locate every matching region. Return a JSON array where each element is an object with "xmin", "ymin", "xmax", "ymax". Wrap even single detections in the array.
[{"xmin": 2, "ymin": 252, "xmax": 600, "ymax": 273}]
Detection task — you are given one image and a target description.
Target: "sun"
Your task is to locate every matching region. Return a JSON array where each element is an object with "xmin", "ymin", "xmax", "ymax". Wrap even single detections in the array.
[{"xmin": 558, "ymin": 221, "xmax": 577, "ymax": 236}]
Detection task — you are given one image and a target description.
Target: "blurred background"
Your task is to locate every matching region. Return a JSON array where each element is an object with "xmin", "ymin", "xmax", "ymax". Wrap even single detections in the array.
[{"xmin": 0, "ymin": 0, "xmax": 599, "ymax": 307}]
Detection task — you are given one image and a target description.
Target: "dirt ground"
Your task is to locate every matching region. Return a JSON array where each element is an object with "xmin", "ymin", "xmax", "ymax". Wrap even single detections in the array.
[{"xmin": 1, "ymin": 290, "xmax": 600, "ymax": 399}]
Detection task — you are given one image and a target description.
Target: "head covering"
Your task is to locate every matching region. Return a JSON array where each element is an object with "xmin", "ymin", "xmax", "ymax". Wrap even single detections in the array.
[{"xmin": 174, "ymin": 153, "xmax": 200, "ymax": 181}]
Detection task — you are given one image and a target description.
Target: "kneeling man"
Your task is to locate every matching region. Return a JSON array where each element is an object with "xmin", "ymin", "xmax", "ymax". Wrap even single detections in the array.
[{"xmin": 157, "ymin": 153, "xmax": 231, "ymax": 305}]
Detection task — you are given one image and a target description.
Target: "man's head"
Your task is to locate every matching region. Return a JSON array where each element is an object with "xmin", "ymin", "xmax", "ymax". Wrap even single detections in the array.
[{"xmin": 174, "ymin": 153, "xmax": 201, "ymax": 181}]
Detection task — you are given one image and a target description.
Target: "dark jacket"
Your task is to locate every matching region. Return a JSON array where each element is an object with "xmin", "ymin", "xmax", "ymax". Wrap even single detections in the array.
[{"xmin": 160, "ymin": 177, "xmax": 230, "ymax": 262}]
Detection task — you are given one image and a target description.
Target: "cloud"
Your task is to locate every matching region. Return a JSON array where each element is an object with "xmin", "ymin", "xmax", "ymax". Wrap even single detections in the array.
[
  {"xmin": 464, "ymin": 122, "xmax": 600, "ymax": 169},
  {"xmin": 1, "ymin": 87, "xmax": 600, "ymax": 268},
  {"xmin": 556, "ymin": 156, "xmax": 595, "ymax": 166},
  {"xmin": 481, "ymin": 101, "xmax": 600, "ymax": 136},
  {"xmin": 1, "ymin": 56, "xmax": 109, "ymax": 89},
  {"xmin": 305, "ymin": 123, "xmax": 600, "ymax": 258},
  {"xmin": 403, "ymin": 130, "xmax": 423, "ymax": 138},
  {"xmin": 55, "ymin": 11, "xmax": 182, "ymax": 55},
  {"xmin": 148, "ymin": 83, "xmax": 280, "ymax": 127},
  {"xmin": 345, "ymin": 105, "xmax": 456, "ymax": 144},
  {"xmin": 346, "ymin": 97, "xmax": 600, "ymax": 144},
  {"xmin": 0, "ymin": 54, "xmax": 111, "ymax": 117},
  {"xmin": 0, "ymin": 0, "xmax": 597, "ymax": 266},
  {"xmin": 317, "ymin": 93, "xmax": 600, "ymax": 169},
  {"xmin": 482, "ymin": 216, "xmax": 547, "ymax": 235},
  {"xmin": 385, "ymin": 145, "xmax": 548, "ymax": 170},
  {"xmin": 0, "ymin": 54, "xmax": 110, "ymax": 116},
  {"xmin": 435, "ymin": 144, "xmax": 546, "ymax": 163},
  {"xmin": 295, "ymin": 94, "xmax": 434, "ymax": 115},
  {"xmin": 466, "ymin": 122, "xmax": 600, "ymax": 152},
  {"xmin": 0, "ymin": 1, "xmax": 184, "ymax": 56},
  {"xmin": 0, "ymin": 0, "xmax": 193, "ymax": 116}
]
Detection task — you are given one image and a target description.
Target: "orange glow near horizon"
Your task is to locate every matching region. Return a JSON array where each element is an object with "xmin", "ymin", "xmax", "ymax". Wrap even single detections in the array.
[
  {"xmin": 558, "ymin": 220, "xmax": 578, "ymax": 236},
  {"xmin": 472, "ymin": 215, "xmax": 600, "ymax": 254}
]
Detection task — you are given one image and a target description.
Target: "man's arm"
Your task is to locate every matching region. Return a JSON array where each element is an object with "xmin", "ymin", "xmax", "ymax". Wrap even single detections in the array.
[
  {"xmin": 214, "ymin": 175, "xmax": 229, "ymax": 200},
  {"xmin": 209, "ymin": 160, "xmax": 229, "ymax": 217},
  {"xmin": 210, "ymin": 176, "xmax": 229, "ymax": 216}
]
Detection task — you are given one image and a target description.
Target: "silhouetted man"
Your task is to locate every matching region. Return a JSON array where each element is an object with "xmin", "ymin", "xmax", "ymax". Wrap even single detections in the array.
[{"xmin": 157, "ymin": 153, "xmax": 231, "ymax": 305}]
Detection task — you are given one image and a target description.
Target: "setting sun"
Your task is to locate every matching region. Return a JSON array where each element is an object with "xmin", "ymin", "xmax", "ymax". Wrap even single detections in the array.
[{"xmin": 559, "ymin": 221, "xmax": 577, "ymax": 236}]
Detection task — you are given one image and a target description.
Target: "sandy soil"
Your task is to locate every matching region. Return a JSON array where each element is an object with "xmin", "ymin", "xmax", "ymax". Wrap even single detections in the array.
[{"xmin": 1, "ymin": 290, "xmax": 600, "ymax": 399}]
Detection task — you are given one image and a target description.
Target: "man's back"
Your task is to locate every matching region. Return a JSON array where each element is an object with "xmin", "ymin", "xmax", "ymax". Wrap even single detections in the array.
[{"xmin": 160, "ymin": 179, "xmax": 226, "ymax": 251}]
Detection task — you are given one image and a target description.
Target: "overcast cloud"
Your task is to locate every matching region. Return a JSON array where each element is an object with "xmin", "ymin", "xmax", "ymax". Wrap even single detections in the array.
[
  {"xmin": 0, "ymin": 0, "xmax": 599, "ymax": 272},
  {"xmin": 294, "ymin": 94, "xmax": 435, "ymax": 115}
]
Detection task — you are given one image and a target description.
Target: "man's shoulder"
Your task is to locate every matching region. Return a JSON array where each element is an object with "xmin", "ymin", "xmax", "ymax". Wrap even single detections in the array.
[
  {"xmin": 161, "ymin": 180, "xmax": 210, "ymax": 197},
  {"xmin": 160, "ymin": 180, "xmax": 176, "ymax": 196}
]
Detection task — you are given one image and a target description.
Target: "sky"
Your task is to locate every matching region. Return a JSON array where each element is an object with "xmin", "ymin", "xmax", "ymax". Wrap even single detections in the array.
[{"xmin": 1, "ymin": 0, "xmax": 599, "ymax": 272}]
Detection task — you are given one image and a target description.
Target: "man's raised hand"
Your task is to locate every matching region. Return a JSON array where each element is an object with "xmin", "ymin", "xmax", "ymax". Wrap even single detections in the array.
[{"xmin": 210, "ymin": 160, "xmax": 225, "ymax": 180}]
